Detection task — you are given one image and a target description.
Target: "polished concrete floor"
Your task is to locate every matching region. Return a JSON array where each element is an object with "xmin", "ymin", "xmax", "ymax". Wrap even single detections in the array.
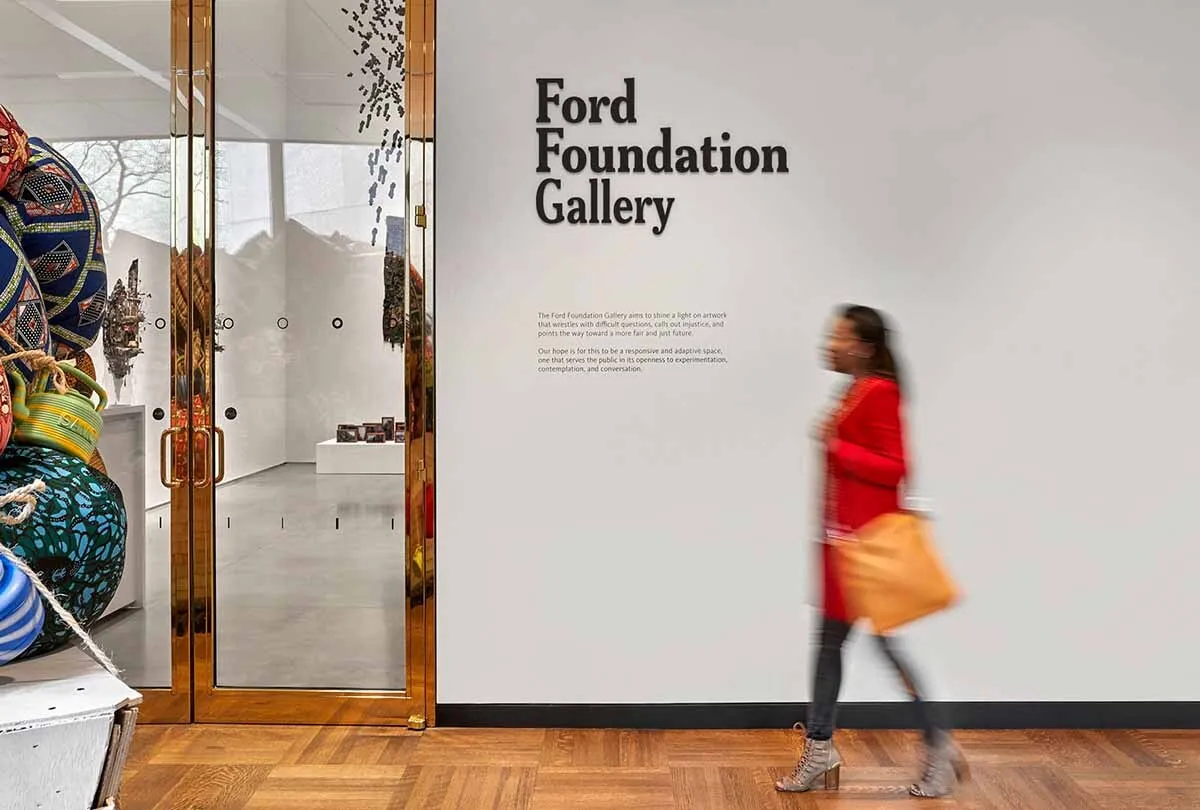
[{"xmin": 93, "ymin": 464, "xmax": 407, "ymax": 690}]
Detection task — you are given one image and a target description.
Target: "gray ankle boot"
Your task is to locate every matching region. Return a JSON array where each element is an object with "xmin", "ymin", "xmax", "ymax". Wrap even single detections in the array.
[
  {"xmin": 775, "ymin": 737, "xmax": 843, "ymax": 792},
  {"xmin": 910, "ymin": 734, "xmax": 968, "ymax": 798}
]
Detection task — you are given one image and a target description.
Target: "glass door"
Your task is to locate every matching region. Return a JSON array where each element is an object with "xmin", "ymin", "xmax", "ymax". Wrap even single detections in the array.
[
  {"xmin": 0, "ymin": 0, "xmax": 193, "ymax": 722},
  {"xmin": 0, "ymin": 0, "xmax": 430, "ymax": 725},
  {"xmin": 188, "ymin": 0, "xmax": 431, "ymax": 724}
]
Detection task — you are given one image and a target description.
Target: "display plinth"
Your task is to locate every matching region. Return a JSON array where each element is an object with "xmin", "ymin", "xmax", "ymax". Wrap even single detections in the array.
[
  {"xmin": 0, "ymin": 647, "xmax": 142, "ymax": 810},
  {"xmin": 315, "ymin": 439, "xmax": 405, "ymax": 475},
  {"xmin": 98, "ymin": 404, "xmax": 146, "ymax": 618}
]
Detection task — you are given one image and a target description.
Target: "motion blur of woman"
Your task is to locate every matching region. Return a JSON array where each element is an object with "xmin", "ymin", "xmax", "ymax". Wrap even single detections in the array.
[{"xmin": 775, "ymin": 304, "xmax": 967, "ymax": 798}]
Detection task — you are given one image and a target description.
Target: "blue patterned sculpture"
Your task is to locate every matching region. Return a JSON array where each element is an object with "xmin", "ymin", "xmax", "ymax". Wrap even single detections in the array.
[
  {"xmin": 0, "ymin": 553, "xmax": 44, "ymax": 665},
  {"xmin": 0, "ymin": 445, "xmax": 126, "ymax": 660},
  {"xmin": 0, "ymin": 138, "xmax": 107, "ymax": 361},
  {"xmin": 0, "ymin": 209, "xmax": 51, "ymax": 379}
]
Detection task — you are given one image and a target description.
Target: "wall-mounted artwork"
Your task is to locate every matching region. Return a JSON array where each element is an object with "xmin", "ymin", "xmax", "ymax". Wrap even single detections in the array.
[
  {"xmin": 342, "ymin": 0, "xmax": 406, "ymax": 247},
  {"xmin": 102, "ymin": 259, "xmax": 148, "ymax": 399},
  {"xmin": 382, "ymin": 216, "xmax": 405, "ymax": 347}
]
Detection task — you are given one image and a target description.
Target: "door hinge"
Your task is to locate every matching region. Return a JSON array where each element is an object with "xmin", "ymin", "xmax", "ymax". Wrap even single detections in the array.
[{"xmin": 415, "ymin": 205, "xmax": 427, "ymax": 228}]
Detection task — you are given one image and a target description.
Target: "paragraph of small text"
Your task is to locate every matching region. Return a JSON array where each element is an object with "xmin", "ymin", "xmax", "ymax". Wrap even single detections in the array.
[{"xmin": 537, "ymin": 310, "xmax": 728, "ymax": 375}]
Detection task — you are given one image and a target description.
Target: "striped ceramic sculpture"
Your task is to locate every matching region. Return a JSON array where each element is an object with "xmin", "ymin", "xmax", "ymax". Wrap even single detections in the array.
[{"xmin": 0, "ymin": 552, "xmax": 45, "ymax": 665}]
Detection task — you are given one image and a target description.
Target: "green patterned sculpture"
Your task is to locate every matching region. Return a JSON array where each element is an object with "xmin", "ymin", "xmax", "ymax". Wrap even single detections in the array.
[{"xmin": 0, "ymin": 444, "xmax": 126, "ymax": 659}]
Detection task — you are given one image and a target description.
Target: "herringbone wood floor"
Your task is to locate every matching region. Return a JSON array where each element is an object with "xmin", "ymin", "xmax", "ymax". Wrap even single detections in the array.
[{"xmin": 119, "ymin": 726, "xmax": 1200, "ymax": 809}]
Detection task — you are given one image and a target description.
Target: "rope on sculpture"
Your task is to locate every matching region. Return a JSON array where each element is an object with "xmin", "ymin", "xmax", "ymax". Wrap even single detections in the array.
[
  {"xmin": 0, "ymin": 329, "xmax": 68, "ymax": 393},
  {"xmin": 0, "ymin": 479, "xmax": 120, "ymax": 677}
]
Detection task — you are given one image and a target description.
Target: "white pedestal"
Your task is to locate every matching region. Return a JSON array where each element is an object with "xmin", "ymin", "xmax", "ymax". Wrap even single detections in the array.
[
  {"xmin": 0, "ymin": 647, "xmax": 142, "ymax": 810},
  {"xmin": 315, "ymin": 439, "xmax": 405, "ymax": 475},
  {"xmin": 98, "ymin": 405, "xmax": 146, "ymax": 618}
]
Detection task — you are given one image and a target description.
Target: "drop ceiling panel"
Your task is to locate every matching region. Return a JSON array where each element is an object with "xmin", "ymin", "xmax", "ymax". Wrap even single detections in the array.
[
  {"xmin": 8, "ymin": 75, "xmax": 161, "ymax": 101},
  {"xmin": 287, "ymin": 75, "xmax": 359, "ymax": 106},
  {"xmin": 10, "ymin": 100, "xmax": 105, "ymax": 139},
  {"xmin": 217, "ymin": 0, "xmax": 286, "ymax": 77},
  {"xmin": 49, "ymin": 4, "xmax": 170, "ymax": 73},
  {"xmin": 285, "ymin": 104, "xmax": 366, "ymax": 144},
  {"xmin": 0, "ymin": 0, "xmax": 397, "ymax": 142},
  {"xmin": 0, "ymin": 2, "xmax": 136, "ymax": 76},
  {"xmin": 215, "ymin": 76, "xmax": 287, "ymax": 139}
]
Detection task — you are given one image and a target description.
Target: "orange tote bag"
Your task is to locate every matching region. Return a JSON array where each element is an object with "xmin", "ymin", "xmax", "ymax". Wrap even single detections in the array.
[{"xmin": 832, "ymin": 511, "xmax": 960, "ymax": 635}]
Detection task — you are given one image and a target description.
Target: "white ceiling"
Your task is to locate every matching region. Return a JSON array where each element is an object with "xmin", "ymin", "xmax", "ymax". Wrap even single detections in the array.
[{"xmin": 0, "ymin": 0, "xmax": 402, "ymax": 142}]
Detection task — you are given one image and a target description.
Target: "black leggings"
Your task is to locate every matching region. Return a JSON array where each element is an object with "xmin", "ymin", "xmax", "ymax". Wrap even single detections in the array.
[{"xmin": 806, "ymin": 615, "xmax": 946, "ymax": 745}]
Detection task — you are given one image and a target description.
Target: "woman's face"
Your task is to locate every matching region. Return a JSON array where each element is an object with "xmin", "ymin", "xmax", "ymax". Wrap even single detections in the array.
[{"xmin": 824, "ymin": 317, "xmax": 865, "ymax": 375}]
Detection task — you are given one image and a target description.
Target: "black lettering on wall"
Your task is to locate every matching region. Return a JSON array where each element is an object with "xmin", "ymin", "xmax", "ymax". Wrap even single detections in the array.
[{"xmin": 532, "ymin": 77, "xmax": 788, "ymax": 236}]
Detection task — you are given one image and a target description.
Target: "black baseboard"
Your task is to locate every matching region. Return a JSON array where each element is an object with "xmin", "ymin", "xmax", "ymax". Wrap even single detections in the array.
[{"xmin": 437, "ymin": 702, "xmax": 1200, "ymax": 730}]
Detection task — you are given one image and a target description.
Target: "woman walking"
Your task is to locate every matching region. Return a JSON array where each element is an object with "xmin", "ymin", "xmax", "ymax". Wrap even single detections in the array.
[{"xmin": 775, "ymin": 304, "xmax": 967, "ymax": 798}]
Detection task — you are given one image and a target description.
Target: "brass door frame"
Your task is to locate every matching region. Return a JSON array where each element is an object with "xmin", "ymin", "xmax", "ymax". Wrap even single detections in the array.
[
  {"xmin": 406, "ymin": 0, "xmax": 437, "ymax": 730},
  {"xmin": 136, "ymin": 0, "xmax": 206, "ymax": 724},
  {"xmin": 174, "ymin": 0, "xmax": 436, "ymax": 726}
]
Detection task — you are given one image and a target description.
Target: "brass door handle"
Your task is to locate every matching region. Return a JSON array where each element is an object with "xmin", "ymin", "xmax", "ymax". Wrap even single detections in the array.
[
  {"xmin": 212, "ymin": 425, "xmax": 226, "ymax": 484},
  {"xmin": 194, "ymin": 426, "xmax": 211, "ymax": 488},
  {"xmin": 160, "ymin": 427, "xmax": 185, "ymax": 489}
]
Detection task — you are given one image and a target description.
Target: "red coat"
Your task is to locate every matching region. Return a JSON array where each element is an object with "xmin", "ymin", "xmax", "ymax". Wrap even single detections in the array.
[{"xmin": 820, "ymin": 376, "xmax": 908, "ymax": 622}]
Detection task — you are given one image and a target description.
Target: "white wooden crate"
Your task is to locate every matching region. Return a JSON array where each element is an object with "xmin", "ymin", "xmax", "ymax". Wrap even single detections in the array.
[{"xmin": 0, "ymin": 648, "xmax": 142, "ymax": 810}]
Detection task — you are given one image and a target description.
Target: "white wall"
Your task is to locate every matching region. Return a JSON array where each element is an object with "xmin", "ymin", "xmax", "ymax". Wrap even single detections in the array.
[
  {"xmin": 284, "ymin": 221, "xmax": 406, "ymax": 461},
  {"xmin": 280, "ymin": 143, "xmax": 407, "ymax": 461},
  {"xmin": 438, "ymin": 0, "xmax": 1200, "ymax": 703},
  {"xmin": 98, "ymin": 232, "xmax": 172, "ymax": 509},
  {"xmin": 215, "ymin": 246, "xmax": 289, "ymax": 484}
]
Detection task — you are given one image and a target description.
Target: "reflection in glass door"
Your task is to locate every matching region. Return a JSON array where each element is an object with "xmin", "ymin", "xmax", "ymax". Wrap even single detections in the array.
[
  {"xmin": 407, "ymin": 0, "xmax": 437, "ymax": 728},
  {"xmin": 191, "ymin": 0, "xmax": 430, "ymax": 724}
]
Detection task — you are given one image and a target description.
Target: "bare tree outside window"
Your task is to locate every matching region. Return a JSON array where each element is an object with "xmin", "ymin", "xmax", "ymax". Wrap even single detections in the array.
[
  {"xmin": 55, "ymin": 139, "xmax": 229, "ymax": 249},
  {"xmin": 55, "ymin": 139, "xmax": 172, "ymax": 249}
]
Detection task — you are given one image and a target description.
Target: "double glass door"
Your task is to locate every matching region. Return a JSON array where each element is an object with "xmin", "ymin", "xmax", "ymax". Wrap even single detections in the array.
[{"xmin": 0, "ymin": 0, "xmax": 434, "ymax": 724}]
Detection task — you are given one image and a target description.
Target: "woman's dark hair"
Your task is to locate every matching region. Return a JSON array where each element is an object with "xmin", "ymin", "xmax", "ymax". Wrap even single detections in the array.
[{"xmin": 840, "ymin": 304, "xmax": 903, "ymax": 391}]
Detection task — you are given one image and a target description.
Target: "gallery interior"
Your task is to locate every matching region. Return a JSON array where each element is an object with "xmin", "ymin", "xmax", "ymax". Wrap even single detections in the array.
[
  {"xmin": 1, "ymin": 0, "xmax": 1199, "ymax": 808},
  {"xmin": 0, "ymin": 0, "xmax": 433, "ymax": 733}
]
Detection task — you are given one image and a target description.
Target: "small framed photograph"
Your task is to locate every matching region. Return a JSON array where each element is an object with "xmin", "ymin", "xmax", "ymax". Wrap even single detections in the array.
[
  {"xmin": 336, "ymin": 424, "xmax": 360, "ymax": 443},
  {"xmin": 382, "ymin": 416, "xmax": 396, "ymax": 442}
]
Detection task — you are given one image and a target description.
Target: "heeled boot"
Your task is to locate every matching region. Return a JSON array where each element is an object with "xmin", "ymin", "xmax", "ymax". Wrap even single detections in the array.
[
  {"xmin": 910, "ymin": 733, "xmax": 969, "ymax": 798},
  {"xmin": 775, "ymin": 736, "xmax": 842, "ymax": 793}
]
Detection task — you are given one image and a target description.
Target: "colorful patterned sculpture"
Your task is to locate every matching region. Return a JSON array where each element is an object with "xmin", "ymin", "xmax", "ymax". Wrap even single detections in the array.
[
  {"xmin": 0, "ymin": 104, "xmax": 30, "ymax": 192},
  {"xmin": 0, "ymin": 138, "xmax": 107, "ymax": 360},
  {"xmin": 68, "ymin": 350, "xmax": 109, "ymax": 475},
  {"xmin": 0, "ymin": 104, "xmax": 127, "ymax": 668},
  {"xmin": 0, "ymin": 553, "xmax": 45, "ymax": 665},
  {"xmin": 0, "ymin": 444, "xmax": 126, "ymax": 660},
  {"xmin": 0, "ymin": 356, "xmax": 13, "ymax": 458},
  {"xmin": 9, "ymin": 360, "xmax": 107, "ymax": 462},
  {"xmin": 0, "ymin": 210, "xmax": 51, "ymax": 379}
]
